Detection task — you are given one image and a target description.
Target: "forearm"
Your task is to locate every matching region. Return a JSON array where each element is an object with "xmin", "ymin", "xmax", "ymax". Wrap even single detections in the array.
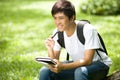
[
  {"xmin": 61, "ymin": 59, "xmax": 91, "ymax": 70},
  {"xmin": 47, "ymin": 48, "xmax": 55, "ymax": 59}
]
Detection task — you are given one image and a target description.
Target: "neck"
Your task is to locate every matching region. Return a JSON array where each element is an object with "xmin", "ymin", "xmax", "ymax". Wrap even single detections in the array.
[{"xmin": 65, "ymin": 22, "xmax": 76, "ymax": 37}]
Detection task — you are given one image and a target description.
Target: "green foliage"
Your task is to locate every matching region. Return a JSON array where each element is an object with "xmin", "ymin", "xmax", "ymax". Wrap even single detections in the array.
[
  {"xmin": 80, "ymin": 0, "xmax": 120, "ymax": 15},
  {"xmin": 0, "ymin": 1, "xmax": 54, "ymax": 80}
]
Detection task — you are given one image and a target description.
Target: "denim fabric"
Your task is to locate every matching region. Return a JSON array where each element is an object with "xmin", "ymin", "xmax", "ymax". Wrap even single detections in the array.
[
  {"xmin": 39, "ymin": 61, "xmax": 109, "ymax": 80},
  {"xmin": 86, "ymin": 61, "xmax": 109, "ymax": 80}
]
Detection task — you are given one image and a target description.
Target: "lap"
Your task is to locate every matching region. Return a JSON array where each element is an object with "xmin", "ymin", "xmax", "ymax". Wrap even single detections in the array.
[{"xmin": 40, "ymin": 61, "xmax": 109, "ymax": 80}]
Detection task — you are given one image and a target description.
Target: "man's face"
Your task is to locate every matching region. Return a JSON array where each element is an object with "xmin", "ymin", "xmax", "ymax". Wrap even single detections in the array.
[{"xmin": 53, "ymin": 12, "xmax": 71, "ymax": 31}]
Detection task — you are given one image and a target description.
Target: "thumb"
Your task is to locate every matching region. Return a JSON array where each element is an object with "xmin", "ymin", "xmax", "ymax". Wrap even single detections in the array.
[{"xmin": 53, "ymin": 59, "xmax": 59, "ymax": 67}]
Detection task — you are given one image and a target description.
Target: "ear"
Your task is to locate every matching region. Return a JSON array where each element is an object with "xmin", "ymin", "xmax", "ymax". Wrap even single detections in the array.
[{"xmin": 70, "ymin": 15, "xmax": 75, "ymax": 22}]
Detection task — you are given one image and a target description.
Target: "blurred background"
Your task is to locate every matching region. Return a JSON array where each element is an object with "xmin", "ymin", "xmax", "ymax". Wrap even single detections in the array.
[{"xmin": 0, "ymin": 0, "xmax": 120, "ymax": 80}]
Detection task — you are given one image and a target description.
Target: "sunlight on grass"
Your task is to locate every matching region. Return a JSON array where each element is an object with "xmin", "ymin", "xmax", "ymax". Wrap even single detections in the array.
[
  {"xmin": 0, "ymin": 1, "xmax": 55, "ymax": 79},
  {"xmin": 19, "ymin": 1, "xmax": 54, "ymax": 15}
]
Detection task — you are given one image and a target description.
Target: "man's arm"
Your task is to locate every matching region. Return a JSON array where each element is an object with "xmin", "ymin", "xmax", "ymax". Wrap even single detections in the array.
[
  {"xmin": 48, "ymin": 49, "xmax": 60, "ymax": 60},
  {"xmin": 52, "ymin": 49, "xmax": 95, "ymax": 73},
  {"xmin": 61, "ymin": 49, "xmax": 95, "ymax": 70},
  {"xmin": 45, "ymin": 38, "xmax": 60, "ymax": 59}
]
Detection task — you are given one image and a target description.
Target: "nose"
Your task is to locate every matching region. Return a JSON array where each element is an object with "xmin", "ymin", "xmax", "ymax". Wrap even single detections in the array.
[{"xmin": 55, "ymin": 19, "xmax": 61, "ymax": 26}]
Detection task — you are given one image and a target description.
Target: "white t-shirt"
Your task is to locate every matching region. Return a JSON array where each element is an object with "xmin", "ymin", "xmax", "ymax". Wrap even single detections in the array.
[{"xmin": 53, "ymin": 21, "xmax": 112, "ymax": 66}]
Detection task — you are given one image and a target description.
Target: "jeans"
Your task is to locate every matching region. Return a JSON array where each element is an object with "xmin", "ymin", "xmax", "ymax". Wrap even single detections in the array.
[{"xmin": 39, "ymin": 61, "xmax": 109, "ymax": 80}]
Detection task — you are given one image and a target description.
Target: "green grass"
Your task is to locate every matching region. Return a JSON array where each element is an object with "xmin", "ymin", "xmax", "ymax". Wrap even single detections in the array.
[{"xmin": 0, "ymin": 0, "xmax": 120, "ymax": 80}]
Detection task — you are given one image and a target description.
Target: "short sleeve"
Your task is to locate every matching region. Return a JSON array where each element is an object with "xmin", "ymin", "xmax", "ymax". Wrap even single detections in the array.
[{"xmin": 84, "ymin": 24, "xmax": 101, "ymax": 50}]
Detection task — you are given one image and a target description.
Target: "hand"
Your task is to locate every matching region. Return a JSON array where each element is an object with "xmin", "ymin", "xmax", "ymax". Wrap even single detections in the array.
[
  {"xmin": 49, "ymin": 59, "xmax": 63, "ymax": 73},
  {"xmin": 45, "ymin": 38, "xmax": 55, "ymax": 50}
]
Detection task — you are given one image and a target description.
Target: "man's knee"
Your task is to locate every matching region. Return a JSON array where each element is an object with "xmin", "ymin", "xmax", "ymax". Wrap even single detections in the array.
[
  {"xmin": 40, "ymin": 67, "xmax": 50, "ymax": 72},
  {"xmin": 75, "ymin": 67, "xmax": 88, "ymax": 75},
  {"xmin": 40, "ymin": 67, "xmax": 50, "ymax": 76},
  {"xmin": 39, "ymin": 67, "xmax": 51, "ymax": 80},
  {"xmin": 74, "ymin": 67, "xmax": 88, "ymax": 80}
]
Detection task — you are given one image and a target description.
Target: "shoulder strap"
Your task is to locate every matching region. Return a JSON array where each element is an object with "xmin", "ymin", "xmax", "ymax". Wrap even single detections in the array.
[
  {"xmin": 57, "ymin": 31, "xmax": 69, "ymax": 60},
  {"xmin": 57, "ymin": 31, "xmax": 65, "ymax": 48},
  {"xmin": 77, "ymin": 20, "xmax": 90, "ymax": 45},
  {"xmin": 97, "ymin": 33, "xmax": 108, "ymax": 55}
]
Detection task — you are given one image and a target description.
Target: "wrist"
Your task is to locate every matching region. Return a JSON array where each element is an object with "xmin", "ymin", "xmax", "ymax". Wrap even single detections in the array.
[
  {"xmin": 61, "ymin": 63, "xmax": 65, "ymax": 70},
  {"xmin": 47, "ymin": 48, "xmax": 55, "ymax": 59}
]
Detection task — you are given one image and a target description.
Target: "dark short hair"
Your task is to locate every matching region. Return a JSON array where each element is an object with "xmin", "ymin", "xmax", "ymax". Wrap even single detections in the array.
[{"xmin": 51, "ymin": 0, "xmax": 76, "ymax": 20}]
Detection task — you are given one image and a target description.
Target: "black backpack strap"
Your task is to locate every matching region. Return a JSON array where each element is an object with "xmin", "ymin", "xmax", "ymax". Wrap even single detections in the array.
[
  {"xmin": 57, "ymin": 31, "xmax": 65, "ymax": 48},
  {"xmin": 57, "ymin": 31, "xmax": 69, "ymax": 60},
  {"xmin": 97, "ymin": 33, "xmax": 108, "ymax": 55},
  {"xmin": 77, "ymin": 20, "xmax": 90, "ymax": 45}
]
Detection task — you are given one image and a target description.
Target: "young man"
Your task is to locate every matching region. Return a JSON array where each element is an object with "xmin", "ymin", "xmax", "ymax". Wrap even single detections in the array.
[{"xmin": 39, "ymin": 0, "xmax": 112, "ymax": 80}]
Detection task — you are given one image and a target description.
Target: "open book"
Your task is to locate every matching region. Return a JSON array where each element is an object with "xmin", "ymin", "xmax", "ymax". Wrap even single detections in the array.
[{"xmin": 35, "ymin": 57, "xmax": 56, "ymax": 66}]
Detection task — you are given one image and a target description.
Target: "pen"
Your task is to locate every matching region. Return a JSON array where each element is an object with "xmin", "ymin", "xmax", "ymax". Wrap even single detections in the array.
[{"xmin": 51, "ymin": 31, "xmax": 58, "ymax": 38}]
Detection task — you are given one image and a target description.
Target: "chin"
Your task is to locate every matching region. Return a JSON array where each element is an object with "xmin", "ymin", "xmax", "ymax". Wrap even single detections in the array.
[{"xmin": 58, "ymin": 29, "xmax": 64, "ymax": 32}]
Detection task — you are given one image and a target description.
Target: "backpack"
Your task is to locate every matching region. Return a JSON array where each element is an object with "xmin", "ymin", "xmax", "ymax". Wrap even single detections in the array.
[{"xmin": 57, "ymin": 20, "xmax": 108, "ymax": 60}]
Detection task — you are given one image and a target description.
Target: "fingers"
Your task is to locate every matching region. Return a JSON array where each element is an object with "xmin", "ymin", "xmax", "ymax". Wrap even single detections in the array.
[
  {"xmin": 45, "ymin": 38, "xmax": 53, "ymax": 43},
  {"xmin": 45, "ymin": 38, "xmax": 54, "ymax": 44},
  {"xmin": 49, "ymin": 65, "xmax": 60, "ymax": 73},
  {"xmin": 53, "ymin": 59, "xmax": 59, "ymax": 67},
  {"xmin": 48, "ymin": 59, "xmax": 61, "ymax": 73},
  {"xmin": 45, "ymin": 38, "xmax": 55, "ymax": 49}
]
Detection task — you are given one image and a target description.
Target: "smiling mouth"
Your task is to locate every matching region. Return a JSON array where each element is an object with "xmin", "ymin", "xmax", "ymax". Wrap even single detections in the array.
[{"xmin": 57, "ymin": 26, "xmax": 62, "ymax": 30}]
